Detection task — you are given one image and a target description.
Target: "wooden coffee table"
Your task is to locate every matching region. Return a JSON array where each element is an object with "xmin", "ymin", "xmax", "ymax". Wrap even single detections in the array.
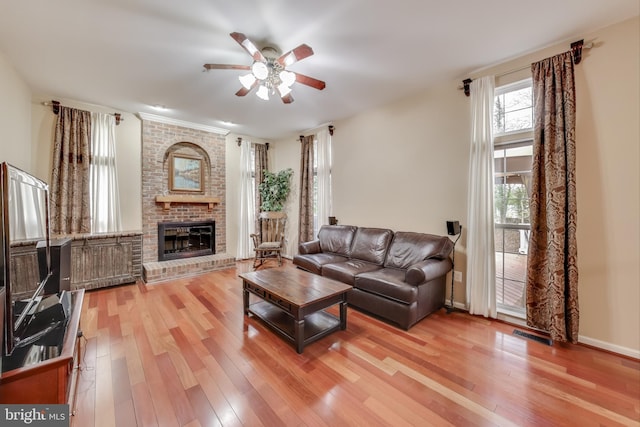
[{"xmin": 239, "ymin": 268, "xmax": 352, "ymax": 353}]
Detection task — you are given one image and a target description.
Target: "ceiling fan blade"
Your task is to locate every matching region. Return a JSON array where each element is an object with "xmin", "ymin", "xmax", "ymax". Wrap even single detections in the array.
[
  {"xmin": 235, "ymin": 87, "xmax": 251, "ymax": 97},
  {"xmin": 203, "ymin": 64, "xmax": 251, "ymax": 71},
  {"xmin": 294, "ymin": 72, "xmax": 326, "ymax": 90},
  {"xmin": 230, "ymin": 32, "xmax": 266, "ymax": 62},
  {"xmin": 235, "ymin": 81, "xmax": 258, "ymax": 97},
  {"xmin": 276, "ymin": 44, "xmax": 314, "ymax": 67},
  {"xmin": 276, "ymin": 86, "xmax": 294, "ymax": 104}
]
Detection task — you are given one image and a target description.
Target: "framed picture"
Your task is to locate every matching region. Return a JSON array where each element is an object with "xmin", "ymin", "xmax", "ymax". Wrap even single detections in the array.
[{"xmin": 169, "ymin": 153, "xmax": 203, "ymax": 192}]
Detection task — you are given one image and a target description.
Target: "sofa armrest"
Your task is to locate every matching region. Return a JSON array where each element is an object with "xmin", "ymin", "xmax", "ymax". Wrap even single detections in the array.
[
  {"xmin": 405, "ymin": 258, "xmax": 453, "ymax": 285},
  {"xmin": 298, "ymin": 239, "xmax": 321, "ymax": 255}
]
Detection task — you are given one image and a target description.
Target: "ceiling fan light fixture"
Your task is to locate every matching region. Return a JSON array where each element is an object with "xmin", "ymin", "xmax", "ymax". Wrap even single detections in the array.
[
  {"xmin": 238, "ymin": 73, "xmax": 256, "ymax": 89},
  {"xmin": 277, "ymin": 82, "xmax": 292, "ymax": 97},
  {"xmin": 279, "ymin": 70, "xmax": 296, "ymax": 87},
  {"xmin": 206, "ymin": 33, "xmax": 325, "ymax": 104},
  {"xmin": 251, "ymin": 61, "xmax": 269, "ymax": 80},
  {"xmin": 256, "ymin": 85, "xmax": 270, "ymax": 100}
]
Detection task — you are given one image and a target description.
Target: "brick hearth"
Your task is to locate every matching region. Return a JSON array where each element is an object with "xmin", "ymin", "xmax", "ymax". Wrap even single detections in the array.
[{"xmin": 142, "ymin": 254, "xmax": 235, "ymax": 284}]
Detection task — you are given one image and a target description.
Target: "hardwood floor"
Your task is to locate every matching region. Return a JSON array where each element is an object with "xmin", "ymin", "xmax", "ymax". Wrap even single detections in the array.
[{"xmin": 72, "ymin": 261, "xmax": 640, "ymax": 427}]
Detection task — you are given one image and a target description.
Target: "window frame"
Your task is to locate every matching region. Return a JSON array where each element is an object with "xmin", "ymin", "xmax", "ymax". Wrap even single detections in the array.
[
  {"xmin": 492, "ymin": 78, "xmax": 534, "ymax": 318},
  {"xmin": 493, "ymin": 78, "xmax": 533, "ymax": 139}
]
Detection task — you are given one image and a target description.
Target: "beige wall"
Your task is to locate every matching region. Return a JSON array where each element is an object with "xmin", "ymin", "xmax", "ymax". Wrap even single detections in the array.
[
  {"xmin": 574, "ymin": 17, "xmax": 639, "ymax": 354},
  {"xmin": 30, "ymin": 97, "xmax": 142, "ymax": 232},
  {"xmin": 0, "ymin": 50, "xmax": 33, "ymax": 171},
  {"xmin": 225, "ymin": 134, "xmax": 241, "ymax": 259},
  {"xmin": 272, "ymin": 17, "xmax": 639, "ymax": 356}
]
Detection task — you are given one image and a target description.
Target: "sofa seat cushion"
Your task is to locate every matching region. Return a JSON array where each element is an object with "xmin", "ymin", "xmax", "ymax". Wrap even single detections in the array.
[
  {"xmin": 355, "ymin": 268, "xmax": 417, "ymax": 304},
  {"xmin": 293, "ymin": 253, "xmax": 349, "ymax": 275},
  {"xmin": 322, "ymin": 260, "xmax": 382, "ymax": 285}
]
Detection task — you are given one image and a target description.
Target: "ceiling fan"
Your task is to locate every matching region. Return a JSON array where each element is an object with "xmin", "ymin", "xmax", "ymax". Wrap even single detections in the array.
[{"xmin": 204, "ymin": 32, "xmax": 326, "ymax": 104}]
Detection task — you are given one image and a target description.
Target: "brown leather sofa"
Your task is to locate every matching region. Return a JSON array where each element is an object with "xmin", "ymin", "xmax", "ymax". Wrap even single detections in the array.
[{"xmin": 293, "ymin": 225, "xmax": 453, "ymax": 329}]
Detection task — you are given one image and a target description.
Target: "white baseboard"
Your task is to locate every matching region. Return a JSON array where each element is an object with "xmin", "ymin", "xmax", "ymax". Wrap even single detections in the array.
[
  {"xmin": 578, "ymin": 335, "xmax": 640, "ymax": 359},
  {"xmin": 465, "ymin": 306, "xmax": 640, "ymax": 360}
]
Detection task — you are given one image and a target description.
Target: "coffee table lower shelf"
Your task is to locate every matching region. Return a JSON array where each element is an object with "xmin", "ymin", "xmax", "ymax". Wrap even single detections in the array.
[{"xmin": 247, "ymin": 301, "xmax": 342, "ymax": 353}]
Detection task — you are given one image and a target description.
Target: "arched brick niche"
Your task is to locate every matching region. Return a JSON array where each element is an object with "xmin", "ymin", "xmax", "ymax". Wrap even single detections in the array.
[{"xmin": 163, "ymin": 142, "xmax": 211, "ymax": 194}]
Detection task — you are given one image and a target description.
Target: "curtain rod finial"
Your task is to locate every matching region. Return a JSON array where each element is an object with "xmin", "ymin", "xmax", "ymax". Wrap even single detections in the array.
[
  {"xmin": 328, "ymin": 125, "xmax": 334, "ymax": 136},
  {"xmin": 571, "ymin": 39, "xmax": 584, "ymax": 64},
  {"xmin": 462, "ymin": 79, "xmax": 472, "ymax": 97},
  {"xmin": 237, "ymin": 137, "xmax": 242, "ymax": 146}
]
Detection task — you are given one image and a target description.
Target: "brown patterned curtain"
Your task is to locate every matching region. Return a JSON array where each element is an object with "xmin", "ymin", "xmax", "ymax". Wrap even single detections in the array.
[
  {"xmin": 298, "ymin": 135, "xmax": 315, "ymax": 243},
  {"xmin": 526, "ymin": 51, "xmax": 579, "ymax": 343},
  {"xmin": 51, "ymin": 106, "xmax": 92, "ymax": 235},
  {"xmin": 254, "ymin": 143, "xmax": 268, "ymax": 212}
]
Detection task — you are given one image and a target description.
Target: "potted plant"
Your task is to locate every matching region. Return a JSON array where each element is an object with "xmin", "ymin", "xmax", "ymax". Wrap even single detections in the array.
[{"xmin": 258, "ymin": 168, "xmax": 293, "ymax": 212}]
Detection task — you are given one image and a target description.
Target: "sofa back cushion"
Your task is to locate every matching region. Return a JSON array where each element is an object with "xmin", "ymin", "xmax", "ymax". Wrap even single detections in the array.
[
  {"xmin": 349, "ymin": 227, "xmax": 393, "ymax": 265},
  {"xmin": 318, "ymin": 225, "xmax": 357, "ymax": 256},
  {"xmin": 384, "ymin": 232, "xmax": 453, "ymax": 269}
]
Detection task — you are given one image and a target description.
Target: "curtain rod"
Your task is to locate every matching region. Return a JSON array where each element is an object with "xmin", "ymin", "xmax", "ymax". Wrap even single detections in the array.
[
  {"xmin": 496, "ymin": 40, "xmax": 594, "ymax": 77},
  {"xmin": 236, "ymin": 137, "xmax": 269, "ymax": 149},
  {"xmin": 297, "ymin": 125, "xmax": 335, "ymax": 142},
  {"xmin": 43, "ymin": 100, "xmax": 123, "ymax": 125},
  {"xmin": 460, "ymin": 39, "xmax": 594, "ymax": 96}
]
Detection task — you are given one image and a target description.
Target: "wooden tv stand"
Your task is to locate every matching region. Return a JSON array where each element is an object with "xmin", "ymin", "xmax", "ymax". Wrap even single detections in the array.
[{"xmin": 0, "ymin": 289, "xmax": 84, "ymax": 406}]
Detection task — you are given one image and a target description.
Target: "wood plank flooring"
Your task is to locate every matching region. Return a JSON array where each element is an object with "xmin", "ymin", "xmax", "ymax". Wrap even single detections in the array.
[{"xmin": 72, "ymin": 261, "xmax": 640, "ymax": 426}]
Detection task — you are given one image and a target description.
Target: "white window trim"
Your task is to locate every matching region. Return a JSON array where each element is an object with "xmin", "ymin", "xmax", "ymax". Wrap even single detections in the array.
[{"xmin": 493, "ymin": 78, "xmax": 533, "ymax": 139}]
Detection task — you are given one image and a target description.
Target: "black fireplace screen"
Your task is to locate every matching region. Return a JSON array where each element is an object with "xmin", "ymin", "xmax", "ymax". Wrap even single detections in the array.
[{"xmin": 157, "ymin": 220, "xmax": 215, "ymax": 261}]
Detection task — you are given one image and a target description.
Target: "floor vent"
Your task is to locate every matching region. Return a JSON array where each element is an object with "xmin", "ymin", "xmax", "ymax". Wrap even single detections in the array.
[{"xmin": 513, "ymin": 329, "xmax": 553, "ymax": 346}]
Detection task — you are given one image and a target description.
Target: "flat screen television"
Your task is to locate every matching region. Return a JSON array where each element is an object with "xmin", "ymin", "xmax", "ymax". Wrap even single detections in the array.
[{"xmin": 0, "ymin": 162, "xmax": 52, "ymax": 356}]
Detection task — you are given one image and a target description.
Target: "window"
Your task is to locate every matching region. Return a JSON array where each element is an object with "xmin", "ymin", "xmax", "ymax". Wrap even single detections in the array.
[
  {"xmin": 312, "ymin": 142, "xmax": 319, "ymax": 236},
  {"xmin": 313, "ymin": 131, "xmax": 333, "ymax": 238},
  {"xmin": 494, "ymin": 79, "xmax": 533, "ymax": 136},
  {"xmin": 493, "ymin": 79, "xmax": 533, "ymax": 317},
  {"xmin": 250, "ymin": 146, "xmax": 256, "ymax": 197}
]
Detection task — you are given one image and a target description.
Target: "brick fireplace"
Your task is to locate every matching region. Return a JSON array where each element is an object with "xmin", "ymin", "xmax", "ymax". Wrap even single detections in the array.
[{"xmin": 140, "ymin": 115, "xmax": 235, "ymax": 283}]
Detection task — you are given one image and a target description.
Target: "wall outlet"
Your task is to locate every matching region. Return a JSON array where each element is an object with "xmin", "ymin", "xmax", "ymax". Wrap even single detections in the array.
[{"xmin": 453, "ymin": 270, "xmax": 462, "ymax": 282}]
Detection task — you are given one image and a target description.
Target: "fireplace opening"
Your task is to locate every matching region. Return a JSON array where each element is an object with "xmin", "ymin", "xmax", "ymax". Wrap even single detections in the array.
[{"xmin": 158, "ymin": 220, "xmax": 215, "ymax": 261}]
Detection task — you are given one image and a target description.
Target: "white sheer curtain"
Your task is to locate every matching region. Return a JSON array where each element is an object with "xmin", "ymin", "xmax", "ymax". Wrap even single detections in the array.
[
  {"xmin": 90, "ymin": 112, "xmax": 121, "ymax": 233},
  {"xmin": 465, "ymin": 76, "xmax": 497, "ymax": 318},
  {"xmin": 237, "ymin": 139, "xmax": 255, "ymax": 259},
  {"xmin": 315, "ymin": 128, "xmax": 332, "ymax": 237}
]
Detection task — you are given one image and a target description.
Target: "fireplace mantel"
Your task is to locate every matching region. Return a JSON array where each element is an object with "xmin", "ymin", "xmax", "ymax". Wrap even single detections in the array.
[{"xmin": 155, "ymin": 195, "xmax": 220, "ymax": 211}]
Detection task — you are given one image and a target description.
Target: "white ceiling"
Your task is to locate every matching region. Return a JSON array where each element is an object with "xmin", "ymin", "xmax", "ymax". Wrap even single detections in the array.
[{"xmin": 0, "ymin": 0, "xmax": 637, "ymax": 139}]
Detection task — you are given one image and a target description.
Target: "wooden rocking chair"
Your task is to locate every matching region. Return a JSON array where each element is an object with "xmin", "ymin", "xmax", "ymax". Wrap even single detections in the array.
[{"xmin": 251, "ymin": 212, "xmax": 287, "ymax": 270}]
